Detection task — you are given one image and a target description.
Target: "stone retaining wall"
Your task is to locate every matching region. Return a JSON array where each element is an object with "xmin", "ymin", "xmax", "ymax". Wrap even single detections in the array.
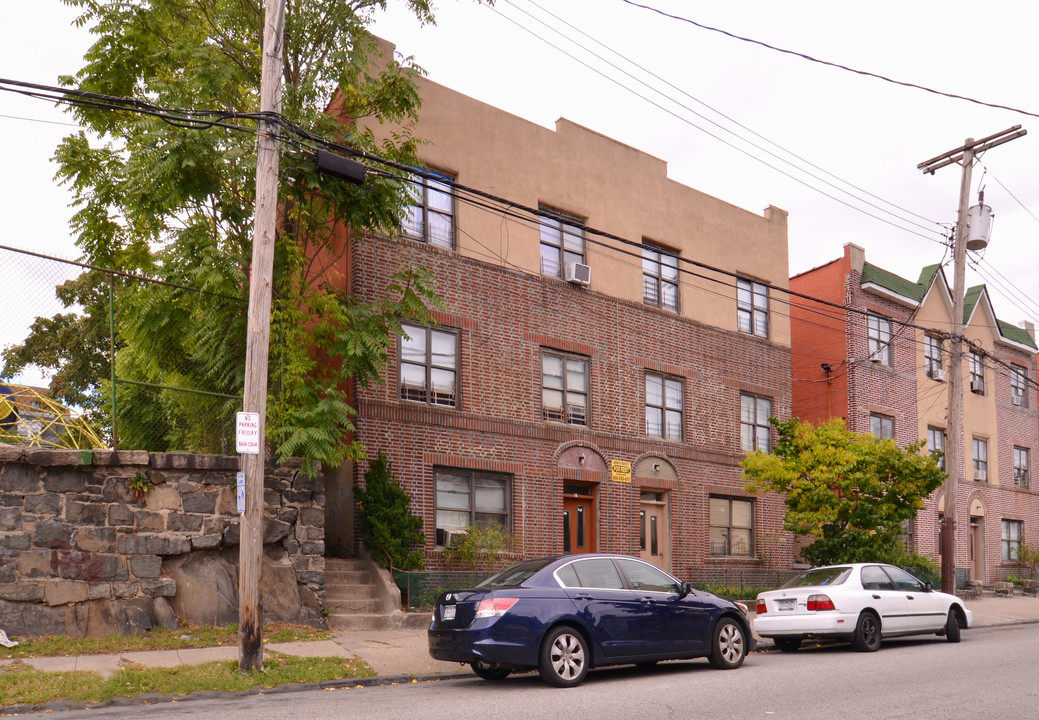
[{"xmin": 0, "ymin": 445, "xmax": 326, "ymax": 637}]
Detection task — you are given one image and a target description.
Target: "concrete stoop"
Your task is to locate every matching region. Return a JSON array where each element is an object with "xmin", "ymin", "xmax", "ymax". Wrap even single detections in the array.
[{"xmin": 324, "ymin": 557, "xmax": 429, "ymax": 631}]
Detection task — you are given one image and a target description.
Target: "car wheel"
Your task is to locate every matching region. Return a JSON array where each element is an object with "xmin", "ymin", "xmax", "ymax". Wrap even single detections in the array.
[
  {"xmin": 851, "ymin": 611, "xmax": 882, "ymax": 652},
  {"xmin": 774, "ymin": 637, "xmax": 802, "ymax": 653},
  {"xmin": 538, "ymin": 625, "xmax": 589, "ymax": 688},
  {"xmin": 708, "ymin": 617, "xmax": 747, "ymax": 669},
  {"xmin": 944, "ymin": 609, "xmax": 962, "ymax": 643},
  {"xmin": 471, "ymin": 661, "xmax": 511, "ymax": 681}
]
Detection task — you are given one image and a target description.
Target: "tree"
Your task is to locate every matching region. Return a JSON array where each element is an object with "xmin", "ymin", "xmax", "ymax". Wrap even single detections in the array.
[
  {"xmin": 742, "ymin": 417, "xmax": 946, "ymax": 566},
  {"xmin": 354, "ymin": 452, "xmax": 424, "ymax": 570},
  {"xmin": 3, "ymin": 0, "xmax": 469, "ymax": 471}
]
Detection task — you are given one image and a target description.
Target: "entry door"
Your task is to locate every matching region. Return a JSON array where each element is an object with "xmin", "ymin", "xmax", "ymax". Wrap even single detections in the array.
[
  {"xmin": 639, "ymin": 491, "xmax": 669, "ymax": 569},
  {"xmin": 563, "ymin": 483, "xmax": 597, "ymax": 554},
  {"xmin": 971, "ymin": 517, "xmax": 984, "ymax": 583}
]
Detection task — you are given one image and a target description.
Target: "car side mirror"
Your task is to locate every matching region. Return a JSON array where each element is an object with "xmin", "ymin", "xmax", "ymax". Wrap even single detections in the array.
[
  {"xmin": 923, "ymin": 582, "xmax": 934, "ymax": 592},
  {"xmin": 678, "ymin": 582, "xmax": 692, "ymax": 598}
]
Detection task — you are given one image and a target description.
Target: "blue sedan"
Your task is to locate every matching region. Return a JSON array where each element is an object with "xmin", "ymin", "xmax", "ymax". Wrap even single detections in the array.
[{"xmin": 428, "ymin": 554, "xmax": 754, "ymax": 687}]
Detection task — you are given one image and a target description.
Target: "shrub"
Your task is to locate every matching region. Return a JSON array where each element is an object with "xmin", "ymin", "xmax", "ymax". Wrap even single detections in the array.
[
  {"xmin": 442, "ymin": 524, "xmax": 518, "ymax": 572},
  {"xmin": 354, "ymin": 452, "xmax": 424, "ymax": 571}
]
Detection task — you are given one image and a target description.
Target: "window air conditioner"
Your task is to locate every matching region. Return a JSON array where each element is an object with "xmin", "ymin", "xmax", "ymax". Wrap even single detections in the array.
[
  {"xmin": 564, "ymin": 262, "xmax": 591, "ymax": 286},
  {"xmin": 933, "ymin": 369, "xmax": 947, "ymax": 381},
  {"xmin": 970, "ymin": 381, "xmax": 984, "ymax": 394},
  {"xmin": 438, "ymin": 529, "xmax": 468, "ymax": 547},
  {"xmin": 1012, "ymin": 394, "xmax": 1024, "ymax": 406}
]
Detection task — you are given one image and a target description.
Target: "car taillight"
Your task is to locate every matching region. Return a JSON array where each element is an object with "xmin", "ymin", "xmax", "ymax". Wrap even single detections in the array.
[
  {"xmin": 756, "ymin": 599, "xmax": 767, "ymax": 614},
  {"xmin": 475, "ymin": 597, "xmax": 519, "ymax": 618},
  {"xmin": 807, "ymin": 594, "xmax": 835, "ymax": 611}
]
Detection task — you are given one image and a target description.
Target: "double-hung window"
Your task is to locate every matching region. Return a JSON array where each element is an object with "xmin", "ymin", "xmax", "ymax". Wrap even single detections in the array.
[
  {"xmin": 709, "ymin": 496, "xmax": 754, "ymax": 557},
  {"xmin": 539, "ymin": 208, "xmax": 585, "ymax": 279},
  {"xmin": 646, "ymin": 373, "xmax": 683, "ymax": 440},
  {"xmin": 867, "ymin": 314, "xmax": 892, "ymax": 366},
  {"xmin": 643, "ymin": 244, "xmax": 679, "ymax": 312},
  {"xmin": 435, "ymin": 468, "xmax": 510, "ymax": 546},
  {"xmin": 927, "ymin": 426, "xmax": 946, "ymax": 471},
  {"xmin": 969, "ymin": 351, "xmax": 985, "ymax": 394},
  {"xmin": 403, "ymin": 171, "xmax": 454, "ymax": 249},
  {"xmin": 542, "ymin": 351, "xmax": 588, "ymax": 425},
  {"xmin": 1002, "ymin": 519, "xmax": 1023, "ymax": 561},
  {"xmin": 1014, "ymin": 446, "xmax": 1030, "ymax": 489},
  {"xmin": 399, "ymin": 324, "xmax": 458, "ymax": 407},
  {"xmin": 737, "ymin": 278, "xmax": 769, "ymax": 337},
  {"xmin": 870, "ymin": 413, "xmax": 895, "ymax": 440},
  {"xmin": 1011, "ymin": 365, "xmax": 1028, "ymax": 407},
  {"xmin": 972, "ymin": 437, "xmax": 988, "ymax": 481},
  {"xmin": 925, "ymin": 335, "xmax": 944, "ymax": 379},
  {"xmin": 740, "ymin": 393, "xmax": 772, "ymax": 452}
]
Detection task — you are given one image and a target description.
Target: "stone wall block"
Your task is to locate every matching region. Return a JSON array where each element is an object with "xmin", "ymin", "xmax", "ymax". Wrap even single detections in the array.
[
  {"xmin": 292, "ymin": 473, "xmax": 324, "ymax": 492},
  {"xmin": 0, "ymin": 445, "xmax": 28, "ymax": 463},
  {"xmin": 117, "ymin": 534, "xmax": 192, "ymax": 556},
  {"xmin": 140, "ymin": 577, "xmax": 177, "ymax": 597},
  {"xmin": 145, "ymin": 485, "xmax": 182, "ymax": 511},
  {"xmin": 201, "ymin": 517, "xmax": 226, "ymax": 536},
  {"xmin": 0, "ymin": 561, "xmax": 15, "ymax": 583},
  {"xmin": 0, "ymin": 506, "xmax": 20, "ymax": 531},
  {"xmin": 263, "ymin": 489, "xmax": 282, "ymax": 507},
  {"xmin": 1, "ymin": 532, "xmax": 32, "ymax": 551},
  {"xmin": 102, "ymin": 476, "xmax": 135, "ymax": 503},
  {"xmin": 98, "ymin": 554, "xmax": 129, "ymax": 582},
  {"xmin": 263, "ymin": 518, "xmax": 292, "ymax": 544},
  {"xmin": 222, "ymin": 521, "xmax": 240, "ymax": 546},
  {"xmin": 166, "ymin": 513, "xmax": 204, "ymax": 533},
  {"xmin": 112, "ymin": 582, "xmax": 139, "ymax": 599},
  {"xmin": 299, "ymin": 507, "xmax": 324, "ymax": 527},
  {"xmin": 277, "ymin": 508, "xmax": 299, "ymax": 524},
  {"xmin": 192, "ymin": 534, "xmax": 222, "ymax": 549},
  {"xmin": 73, "ymin": 526, "xmax": 116, "ymax": 553},
  {"xmin": 130, "ymin": 555, "xmax": 162, "ymax": 579},
  {"xmin": 1, "ymin": 464, "xmax": 41, "ymax": 493},
  {"xmin": 26, "ymin": 449, "xmax": 89, "ymax": 467},
  {"xmin": 44, "ymin": 579, "xmax": 90, "ymax": 606},
  {"xmin": 66, "ymin": 500, "xmax": 107, "ymax": 526},
  {"xmin": 0, "ymin": 583, "xmax": 44, "ymax": 602},
  {"xmin": 32, "ymin": 519, "xmax": 73, "ymax": 548},
  {"xmin": 88, "ymin": 583, "xmax": 113, "ymax": 600},
  {"xmin": 16, "ymin": 549, "xmax": 51, "ymax": 577},
  {"xmin": 92, "ymin": 449, "xmax": 151, "ymax": 466},
  {"xmin": 24, "ymin": 493, "xmax": 61, "ymax": 517},
  {"xmin": 300, "ymin": 541, "xmax": 324, "ymax": 555},
  {"xmin": 182, "ymin": 492, "xmax": 217, "ymax": 514},
  {"xmin": 41, "ymin": 469, "xmax": 88, "ymax": 493},
  {"xmin": 135, "ymin": 510, "xmax": 165, "ymax": 533},
  {"xmin": 107, "ymin": 504, "xmax": 134, "ymax": 527}
]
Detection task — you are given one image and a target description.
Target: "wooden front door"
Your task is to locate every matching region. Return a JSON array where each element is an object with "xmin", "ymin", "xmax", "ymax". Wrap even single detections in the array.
[
  {"xmin": 639, "ymin": 490, "xmax": 669, "ymax": 568},
  {"xmin": 563, "ymin": 483, "xmax": 597, "ymax": 554}
]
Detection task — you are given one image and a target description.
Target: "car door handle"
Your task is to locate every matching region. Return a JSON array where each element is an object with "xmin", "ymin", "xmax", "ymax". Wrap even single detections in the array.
[
  {"xmin": 574, "ymin": 594, "xmax": 594, "ymax": 601},
  {"xmin": 906, "ymin": 595, "xmax": 915, "ymax": 601},
  {"xmin": 872, "ymin": 594, "xmax": 881, "ymax": 599},
  {"xmin": 640, "ymin": 597, "xmax": 657, "ymax": 605}
]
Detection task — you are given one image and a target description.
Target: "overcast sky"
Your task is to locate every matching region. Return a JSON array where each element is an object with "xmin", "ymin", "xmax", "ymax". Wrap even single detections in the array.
[{"xmin": 4, "ymin": 0, "xmax": 1039, "ymax": 388}]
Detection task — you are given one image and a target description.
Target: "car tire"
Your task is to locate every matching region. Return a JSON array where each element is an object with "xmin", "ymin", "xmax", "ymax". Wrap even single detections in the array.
[
  {"xmin": 707, "ymin": 617, "xmax": 747, "ymax": 669},
  {"xmin": 538, "ymin": 625, "xmax": 589, "ymax": 688},
  {"xmin": 471, "ymin": 661, "xmax": 511, "ymax": 681},
  {"xmin": 944, "ymin": 609, "xmax": 962, "ymax": 643},
  {"xmin": 851, "ymin": 611, "xmax": 882, "ymax": 652},
  {"xmin": 774, "ymin": 637, "xmax": 802, "ymax": 653}
]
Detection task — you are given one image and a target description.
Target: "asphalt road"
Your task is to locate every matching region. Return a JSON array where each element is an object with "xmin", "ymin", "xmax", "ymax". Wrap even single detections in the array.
[{"xmin": 18, "ymin": 623, "xmax": 1039, "ymax": 719}]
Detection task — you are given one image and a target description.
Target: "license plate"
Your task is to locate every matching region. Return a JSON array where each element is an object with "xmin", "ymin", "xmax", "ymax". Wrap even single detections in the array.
[
  {"xmin": 776, "ymin": 598, "xmax": 795, "ymax": 612},
  {"xmin": 442, "ymin": 605, "xmax": 456, "ymax": 621}
]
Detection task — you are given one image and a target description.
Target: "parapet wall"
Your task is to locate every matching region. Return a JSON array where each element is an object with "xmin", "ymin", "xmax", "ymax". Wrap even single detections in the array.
[{"xmin": 0, "ymin": 445, "xmax": 326, "ymax": 637}]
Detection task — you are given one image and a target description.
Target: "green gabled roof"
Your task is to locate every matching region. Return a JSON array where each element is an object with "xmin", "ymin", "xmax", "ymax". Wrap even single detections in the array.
[
  {"xmin": 999, "ymin": 319, "xmax": 1037, "ymax": 349},
  {"xmin": 861, "ymin": 262, "xmax": 941, "ymax": 303},
  {"xmin": 963, "ymin": 285, "xmax": 983, "ymax": 323}
]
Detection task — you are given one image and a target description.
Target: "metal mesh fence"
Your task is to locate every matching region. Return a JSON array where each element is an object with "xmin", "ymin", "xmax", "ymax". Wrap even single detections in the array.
[
  {"xmin": 392, "ymin": 569, "xmax": 493, "ymax": 611},
  {"xmin": 0, "ymin": 245, "xmax": 245, "ymax": 451}
]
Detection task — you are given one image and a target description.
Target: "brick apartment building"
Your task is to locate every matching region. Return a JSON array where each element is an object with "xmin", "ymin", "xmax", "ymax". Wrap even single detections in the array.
[
  {"xmin": 321, "ymin": 40, "xmax": 796, "ymax": 579},
  {"xmin": 790, "ymin": 243, "xmax": 1039, "ymax": 583}
]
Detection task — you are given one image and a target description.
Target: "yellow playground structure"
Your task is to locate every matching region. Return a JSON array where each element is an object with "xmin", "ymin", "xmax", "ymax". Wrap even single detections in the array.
[{"xmin": 0, "ymin": 383, "xmax": 104, "ymax": 450}]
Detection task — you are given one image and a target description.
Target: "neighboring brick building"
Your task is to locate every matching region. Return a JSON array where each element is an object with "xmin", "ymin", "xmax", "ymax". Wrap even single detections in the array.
[
  {"xmin": 790, "ymin": 243, "xmax": 1039, "ymax": 583},
  {"xmin": 324, "ymin": 40, "xmax": 796, "ymax": 580}
]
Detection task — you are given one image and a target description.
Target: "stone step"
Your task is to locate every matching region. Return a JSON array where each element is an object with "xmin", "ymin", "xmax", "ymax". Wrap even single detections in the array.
[
  {"xmin": 325, "ymin": 569, "xmax": 372, "ymax": 585},
  {"xmin": 325, "ymin": 597, "xmax": 383, "ymax": 614},
  {"xmin": 327, "ymin": 611, "xmax": 430, "ymax": 631},
  {"xmin": 325, "ymin": 584, "xmax": 381, "ymax": 601}
]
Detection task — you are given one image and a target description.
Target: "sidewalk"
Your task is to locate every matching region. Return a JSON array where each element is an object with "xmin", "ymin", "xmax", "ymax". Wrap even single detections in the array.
[{"xmin": 3, "ymin": 595, "xmax": 1037, "ymax": 682}]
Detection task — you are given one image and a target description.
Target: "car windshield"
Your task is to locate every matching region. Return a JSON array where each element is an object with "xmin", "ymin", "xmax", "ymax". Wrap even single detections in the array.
[
  {"xmin": 478, "ymin": 558, "xmax": 557, "ymax": 588},
  {"xmin": 781, "ymin": 566, "xmax": 852, "ymax": 588}
]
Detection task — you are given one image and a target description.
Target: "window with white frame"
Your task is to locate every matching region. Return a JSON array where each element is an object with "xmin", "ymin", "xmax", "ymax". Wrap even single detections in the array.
[
  {"xmin": 646, "ymin": 373, "xmax": 683, "ymax": 440},
  {"xmin": 403, "ymin": 171, "xmax": 454, "ymax": 249},
  {"xmin": 737, "ymin": 278, "xmax": 769, "ymax": 337},
  {"xmin": 542, "ymin": 351, "xmax": 588, "ymax": 425},
  {"xmin": 927, "ymin": 426, "xmax": 946, "ymax": 471},
  {"xmin": 1014, "ymin": 446, "xmax": 1030, "ymax": 489},
  {"xmin": 1002, "ymin": 519, "xmax": 1023, "ymax": 561},
  {"xmin": 399, "ymin": 324, "xmax": 458, "ymax": 407},
  {"xmin": 1011, "ymin": 365, "xmax": 1028, "ymax": 407},
  {"xmin": 969, "ymin": 351, "xmax": 985, "ymax": 394},
  {"xmin": 740, "ymin": 393, "xmax": 772, "ymax": 452},
  {"xmin": 435, "ymin": 468, "xmax": 510, "ymax": 546},
  {"xmin": 972, "ymin": 437, "xmax": 988, "ymax": 481},
  {"xmin": 870, "ymin": 413, "xmax": 895, "ymax": 440},
  {"xmin": 925, "ymin": 335, "xmax": 944, "ymax": 379},
  {"xmin": 709, "ymin": 496, "xmax": 754, "ymax": 557},
  {"xmin": 643, "ymin": 244, "xmax": 679, "ymax": 312},
  {"xmin": 867, "ymin": 314, "xmax": 892, "ymax": 366},
  {"xmin": 539, "ymin": 207, "xmax": 585, "ymax": 279}
]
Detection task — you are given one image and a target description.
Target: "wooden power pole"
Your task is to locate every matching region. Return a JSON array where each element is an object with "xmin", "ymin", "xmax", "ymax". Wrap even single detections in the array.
[
  {"xmin": 238, "ymin": 0, "xmax": 286, "ymax": 671},
  {"xmin": 918, "ymin": 125, "xmax": 1026, "ymax": 594}
]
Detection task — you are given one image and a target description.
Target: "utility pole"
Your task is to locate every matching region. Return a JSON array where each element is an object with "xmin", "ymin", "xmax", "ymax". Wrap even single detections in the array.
[
  {"xmin": 918, "ymin": 125, "xmax": 1026, "ymax": 594},
  {"xmin": 239, "ymin": 0, "xmax": 286, "ymax": 671}
]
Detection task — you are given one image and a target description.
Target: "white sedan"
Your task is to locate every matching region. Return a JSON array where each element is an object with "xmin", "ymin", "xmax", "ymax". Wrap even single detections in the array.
[{"xmin": 753, "ymin": 563, "xmax": 973, "ymax": 652}]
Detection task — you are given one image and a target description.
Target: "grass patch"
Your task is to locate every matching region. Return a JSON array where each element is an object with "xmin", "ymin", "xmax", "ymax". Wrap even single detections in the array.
[{"xmin": 0, "ymin": 654, "xmax": 375, "ymax": 707}]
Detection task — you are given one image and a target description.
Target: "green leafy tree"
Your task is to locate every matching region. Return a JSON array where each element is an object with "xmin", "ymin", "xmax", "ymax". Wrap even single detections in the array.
[
  {"xmin": 742, "ymin": 417, "xmax": 946, "ymax": 566},
  {"xmin": 354, "ymin": 452, "xmax": 424, "ymax": 570},
  {"xmin": 3, "ymin": 0, "xmax": 482, "ymax": 470}
]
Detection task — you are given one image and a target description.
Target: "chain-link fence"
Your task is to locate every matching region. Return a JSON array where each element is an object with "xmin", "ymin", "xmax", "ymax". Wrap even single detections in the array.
[
  {"xmin": 0, "ymin": 244, "xmax": 245, "ymax": 451},
  {"xmin": 392, "ymin": 569, "xmax": 493, "ymax": 611}
]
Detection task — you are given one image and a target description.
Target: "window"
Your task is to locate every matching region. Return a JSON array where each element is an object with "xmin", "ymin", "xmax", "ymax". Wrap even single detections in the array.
[
  {"xmin": 870, "ymin": 413, "xmax": 895, "ymax": 440},
  {"xmin": 925, "ymin": 335, "xmax": 944, "ymax": 379},
  {"xmin": 542, "ymin": 351, "xmax": 588, "ymax": 425},
  {"xmin": 972, "ymin": 437, "xmax": 988, "ymax": 481},
  {"xmin": 539, "ymin": 208, "xmax": 585, "ymax": 278},
  {"xmin": 435, "ymin": 468, "xmax": 510, "ymax": 546},
  {"xmin": 403, "ymin": 171, "xmax": 454, "ymax": 249},
  {"xmin": 737, "ymin": 278, "xmax": 769, "ymax": 337},
  {"xmin": 867, "ymin": 314, "xmax": 892, "ymax": 366},
  {"xmin": 1002, "ymin": 519, "xmax": 1023, "ymax": 561},
  {"xmin": 646, "ymin": 373, "xmax": 683, "ymax": 440},
  {"xmin": 969, "ymin": 351, "xmax": 985, "ymax": 394},
  {"xmin": 709, "ymin": 496, "xmax": 754, "ymax": 557},
  {"xmin": 740, "ymin": 393, "xmax": 772, "ymax": 452},
  {"xmin": 1015, "ymin": 446, "xmax": 1030, "ymax": 489},
  {"xmin": 399, "ymin": 324, "xmax": 458, "ymax": 407},
  {"xmin": 927, "ymin": 426, "xmax": 946, "ymax": 471},
  {"xmin": 1011, "ymin": 365, "xmax": 1028, "ymax": 407},
  {"xmin": 643, "ymin": 244, "xmax": 679, "ymax": 312}
]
